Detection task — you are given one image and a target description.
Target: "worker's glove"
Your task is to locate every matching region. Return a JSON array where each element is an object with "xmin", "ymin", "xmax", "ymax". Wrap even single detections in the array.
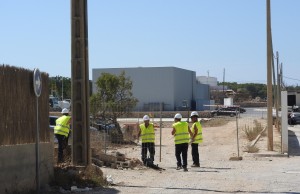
[{"xmin": 136, "ymin": 139, "xmax": 141, "ymax": 145}]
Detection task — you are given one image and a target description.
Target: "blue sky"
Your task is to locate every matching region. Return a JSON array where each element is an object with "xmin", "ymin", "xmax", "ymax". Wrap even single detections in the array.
[{"xmin": 1, "ymin": 0, "xmax": 299, "ymax": 86}]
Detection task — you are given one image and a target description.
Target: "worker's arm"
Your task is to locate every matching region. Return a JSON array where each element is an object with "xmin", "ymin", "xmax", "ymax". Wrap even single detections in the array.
[
  {"xmin": 68, "ymin": 117, "xmax": 72, "ymax": 131},
  {"xmin": 188, "ymin": 126, "xmax": 192, "ymax": 136},
  {"xmin": 171, "ymin": 127, "xmax": 176, "ymax": 135},
  {"xmin": 67, "ymin": 118, "xmax": 71, "ymax": 125},
  {"xmin": 137, "ymin": 127, "xmax": 141, "ymax": 139},
  {"xmin": 192, "ymin": 125, "xmax": 198, "ymax": 140}
]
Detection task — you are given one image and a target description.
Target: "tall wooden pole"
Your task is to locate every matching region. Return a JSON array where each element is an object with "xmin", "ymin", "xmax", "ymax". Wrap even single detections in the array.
[
  {"xmin": 71, "ymin": 0, "xmax": 91, "ymax": 165},
  {"xmin": 276, "ymin": 52, "xmax": 281, "ymax": 110},
  {"xmin": 266, "ymin": 0, "xmax": 273, "ymax": 150}
]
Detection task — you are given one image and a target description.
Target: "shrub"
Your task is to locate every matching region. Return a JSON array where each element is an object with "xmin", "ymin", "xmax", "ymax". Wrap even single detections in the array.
[{"xmin": 243, "ymin": 120, "xmax": 264, "ymax": 141}]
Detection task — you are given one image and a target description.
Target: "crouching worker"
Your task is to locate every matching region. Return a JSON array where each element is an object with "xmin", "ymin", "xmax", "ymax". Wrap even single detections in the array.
[
  {"xmin": 54, "ymin": 108, "xmax": 71, "ymax": 163},
  {"xmin": 138, "ymin": 115, "xmax": 155, "ymax": 166}
]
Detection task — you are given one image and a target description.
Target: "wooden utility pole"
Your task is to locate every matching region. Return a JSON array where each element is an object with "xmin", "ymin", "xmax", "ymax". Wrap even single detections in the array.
[
  {"xmin": 71, "ymin": 0, "xmax": 91, "ymax": 165},
  {"xmin": 276, "ymin": 52, "xmax": 281, "ymax": 110},
  {"xmin": 276, "ymin": 52, "xmax": 280, "ymax": 130},
  {"xmin": 266, "ymin": 0, "xmax": 273, "ymax": 150}
]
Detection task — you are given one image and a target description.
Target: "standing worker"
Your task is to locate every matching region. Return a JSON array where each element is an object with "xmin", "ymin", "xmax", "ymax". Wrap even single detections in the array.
[
  {"xmin": 54, "ymin": 108, "xmax": 71, "ymax": 163},
  {"xmin": 172, "ymin": 113, "xmax": 189, "ymax": 172},
  {"xmin": 189, "ymin": 111, "xmax": 203, "ymax": 167},
  {"xmin": 138, "ymin": 115, "xmax": 155, "ymax": 165}
]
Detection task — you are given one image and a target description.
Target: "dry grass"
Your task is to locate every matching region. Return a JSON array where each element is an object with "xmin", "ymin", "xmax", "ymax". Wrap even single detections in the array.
[
  {"xmin": 201, "ymin": 117, "xmax": 230, "ymax": 127},
  {"xmin": 244, "ymin": 145, "xmax": 259, "ymax": 153},
  {"xmin": 243, "ymin": 120, "xmax": 264, "ymax": 141},
  {"xmin": 158, "ymin": 118, "xmax": 230, "ymax": 128}
]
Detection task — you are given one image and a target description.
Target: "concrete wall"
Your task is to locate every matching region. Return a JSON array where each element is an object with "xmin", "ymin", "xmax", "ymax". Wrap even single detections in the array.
[
  {"xmin": 195, "ymin": 83, "xmax": 210, "ymax": 100},
  {"xmin": 92, "ymin": 67, "xmax": 210, "ymax": 111},
  {"xmin": 0, "ymin": 142, "xmax": 53, "ymax": 193}
]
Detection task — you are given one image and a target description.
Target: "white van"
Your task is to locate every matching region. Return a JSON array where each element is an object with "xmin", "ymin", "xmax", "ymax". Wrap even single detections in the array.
[{"xmin": 49, "ymin": 96, "xmax": 60, "ymax": 109}]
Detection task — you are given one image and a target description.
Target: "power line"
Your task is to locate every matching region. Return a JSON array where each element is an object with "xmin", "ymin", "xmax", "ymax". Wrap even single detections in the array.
[{"xmin": 283, "ymin": 76, "xmax": 300, "ymax": 82}]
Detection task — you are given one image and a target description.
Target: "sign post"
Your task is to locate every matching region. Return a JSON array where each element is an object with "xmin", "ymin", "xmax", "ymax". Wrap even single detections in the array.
[{"xmin": 33, "ymin": 68, "xmax": 42, "ymax": 193}]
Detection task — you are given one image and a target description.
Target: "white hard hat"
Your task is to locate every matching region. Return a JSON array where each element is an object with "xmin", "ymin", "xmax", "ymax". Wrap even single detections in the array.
[
  {"xmin": 143, "ymin": 115, "xmax": 150, "ymax": 121},
  {"xmin": 174, "ymin": 113, "xmax": 182, "ymax": 119},
  {"xmin": 190, "ymin": 111, "xmax": 199, "ymax": 117},
  {"xmin": 61, "ymin": 108, "xmax": 69, "ymax": 114}
]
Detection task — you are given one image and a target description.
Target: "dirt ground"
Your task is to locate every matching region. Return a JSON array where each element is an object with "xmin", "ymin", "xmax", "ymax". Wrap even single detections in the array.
[{"xmin": 86, "ymin": 116, "xmax": 300, "ymax": 194}]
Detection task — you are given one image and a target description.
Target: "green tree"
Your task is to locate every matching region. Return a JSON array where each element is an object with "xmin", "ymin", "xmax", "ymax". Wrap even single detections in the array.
[
  {"xmin": 49, "ymin": 76, "xmax": 71, "ymax": 99},
  {"xmin": 218, "ymin": 82, "xmax": 238, "ymax": 92},
  {"xmin": 90, "ymin": 71, "xmax": 138, "ymax": 122},
  {"xmin": 218, "ymin": 82, "xmax": 267, "ymax": 100}
]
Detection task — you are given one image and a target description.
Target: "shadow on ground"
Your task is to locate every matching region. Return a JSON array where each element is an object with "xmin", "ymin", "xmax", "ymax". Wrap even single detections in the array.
[
  {"xmin": 93, "ymin": 187, "xmax": 120, "ymax": 194},
  {"xmin": 108, "ymin": 185, "xmax": 298, "ymax": 194},
  {"xmin": 288, "ymin": 130, "xmax": 300, "ymax": 156}
]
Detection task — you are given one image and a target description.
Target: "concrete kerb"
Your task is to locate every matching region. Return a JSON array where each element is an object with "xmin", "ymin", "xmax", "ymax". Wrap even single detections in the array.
[
  {"xmin": 251, "ymin": 152, "xmax": 289, "ymax": 158},
  {"xmin": 249, "ymin": 124, "xmax": 300, "ymax": 158}
]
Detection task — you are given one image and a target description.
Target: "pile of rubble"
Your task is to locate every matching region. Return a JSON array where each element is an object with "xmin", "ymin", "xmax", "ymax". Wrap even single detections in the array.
[{"xmin": 92, "ymin": 151, "xmax": 143, "ymax": 170}]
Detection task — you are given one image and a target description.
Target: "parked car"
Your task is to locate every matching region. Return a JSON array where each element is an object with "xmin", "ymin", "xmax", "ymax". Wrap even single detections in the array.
[
  {"xmin": 211, "ymin": 107, "xmax": 238, "ymax": 117},
  {"xmin": 49, "ymin": 96, "xmax": 60, "ymax": 109},
  {"xmin": 91, "ymin": 118, "xmax": 116, "ymax": 133},
  {"xmin": 226, "ymin": 106, "xmax": 246, "ymax": 113},
  {"xmin": 288, "ymin": 112, "xmax": 300, "ymax": 125}
]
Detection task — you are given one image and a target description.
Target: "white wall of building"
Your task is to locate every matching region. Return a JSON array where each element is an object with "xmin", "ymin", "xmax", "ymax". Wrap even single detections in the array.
[{"xmin": 92, "ymin": 67, "xmax": 210, "ymax": 111}]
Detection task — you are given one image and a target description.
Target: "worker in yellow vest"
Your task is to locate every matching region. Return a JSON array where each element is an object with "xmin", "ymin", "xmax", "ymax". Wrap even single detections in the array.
[
  {"xmin": 189, "ymin": 111, "xmax": 203, "ymax": 167},
  {"xmin": 172, "ymin": 113, "xmax": 189, "ymax": 172},
  {"xmin": 54, "ymin": 108, "xmax": 71, "ymax": 163},
  {"xmin": 138, "ymin": 115, "xmax": 155, "ymax": 165}
]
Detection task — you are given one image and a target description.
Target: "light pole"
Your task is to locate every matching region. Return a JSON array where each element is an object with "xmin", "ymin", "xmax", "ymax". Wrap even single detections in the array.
[
  {"xmin": 61, "ymin": 77, "xmax": 64, "ymax": 100},
  {"xmin": 266, "ymin": 0, "xmax": 273, "ymax": 150}
]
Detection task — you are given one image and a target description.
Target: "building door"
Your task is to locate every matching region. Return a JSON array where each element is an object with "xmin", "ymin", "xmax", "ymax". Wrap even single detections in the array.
[{"xmin": 288, "ymin": 95, "xmax": 296, "ymax": 106}]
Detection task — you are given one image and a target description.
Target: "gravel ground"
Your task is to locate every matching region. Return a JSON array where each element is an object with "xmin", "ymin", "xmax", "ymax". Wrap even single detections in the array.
[{"xmin": 89, "ymin": 116, "xmax": 300, "ymax": 194}]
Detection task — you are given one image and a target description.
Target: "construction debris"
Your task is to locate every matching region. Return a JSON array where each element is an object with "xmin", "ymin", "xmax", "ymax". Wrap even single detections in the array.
[
  {"xmin": 70, "ymin": 186, "xmax": 92, "ymax": 192},
  {"xmin": 92, "ymin": 151, "xmax": 143, "ymax": 170},
  {"xmin": 106, "ymin": 175, "xmax": 115, "ymax": 185}
]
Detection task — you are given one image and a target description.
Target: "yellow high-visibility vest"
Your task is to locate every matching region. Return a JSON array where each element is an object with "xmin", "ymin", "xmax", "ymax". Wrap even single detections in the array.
[
  {"xmin": 191, "ymin": 121, "xmax": 203, "ymax": 144},
  {"xmin": 54, "ymin": 115, "xmax": 71, "ymax": 137},
  {"xmin": 139, "ymin": 123, "xmax": 155, "ymax": 143},
  {"xmin": 173, "ymin": 121, "xmax": 189, "ymax": 144}
]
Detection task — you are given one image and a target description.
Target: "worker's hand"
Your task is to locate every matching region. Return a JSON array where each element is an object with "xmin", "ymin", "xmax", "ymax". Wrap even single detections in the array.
[{"xmin": 136, "ymin": 139, "xmax": 141, "ymax": 146}]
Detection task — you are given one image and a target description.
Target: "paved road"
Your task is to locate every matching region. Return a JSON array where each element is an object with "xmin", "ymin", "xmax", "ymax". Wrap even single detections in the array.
[{"xmin": 288, "ymin": 124, "xmax": 300, "ymax": 156}]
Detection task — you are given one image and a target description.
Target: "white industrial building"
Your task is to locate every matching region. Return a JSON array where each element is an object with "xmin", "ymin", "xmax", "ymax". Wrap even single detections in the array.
[
  {"xmin": 197, "ymin": 76, "xmax": 228, "ymax": 91},
  {"xmin": 197, "ymin": 76, "xmax": 218, "ymax": 86},
  {"xmin": 92, "ymin": 67, "xmax": 211, "ymax": 111}
]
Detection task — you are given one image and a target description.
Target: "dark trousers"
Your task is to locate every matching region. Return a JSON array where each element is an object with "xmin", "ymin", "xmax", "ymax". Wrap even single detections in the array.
[
  {"xmin": 141, "ymin": 142, "xmax": 155, "ymax": 164},
  {"xmin": 55, "ymin": 134, "xmax": 68, "ymax": 163},
  {"xmin": 175, "ymin": 143, "xmax": 188, "ymax": 168},
  {"xmin": 191, "ymin": 143, "xmax": 200, "ymax": 165}
]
